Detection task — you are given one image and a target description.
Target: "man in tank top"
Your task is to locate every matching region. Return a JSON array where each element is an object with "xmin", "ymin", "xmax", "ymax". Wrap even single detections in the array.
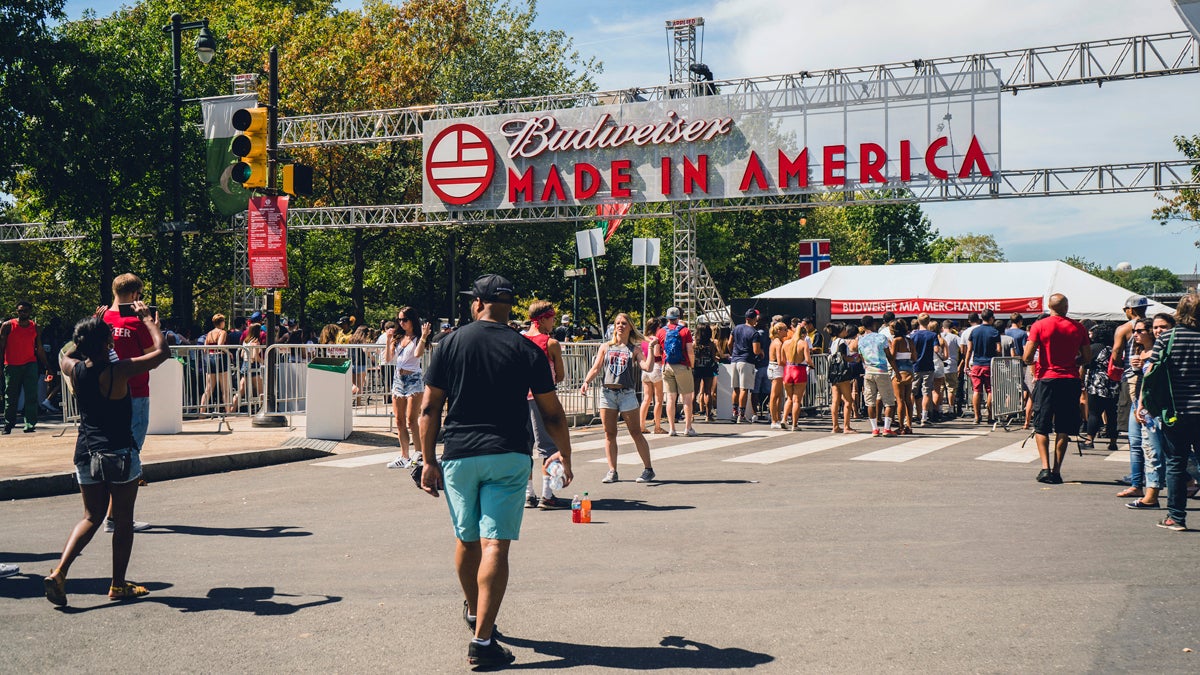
[{"xmin": 2, "ymin": 300, "xmax": 50, "ymax": 434}]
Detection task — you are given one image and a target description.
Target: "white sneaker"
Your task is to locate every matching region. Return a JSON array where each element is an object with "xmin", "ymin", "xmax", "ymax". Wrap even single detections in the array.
[
  {"xmin": 0, "ymin": 563, "xmax": 19, "ymax": 578},
  {"xmin": 749, "ymin": 414, "xmax": 758, "ymax": 424},
  {"xmin": 386, "ymin": 456, "xmax": 413, "ymax": 470},
  {"xmin": 104, "ymin": 519, "xmax": 151, "ymax": 533},
  {"xmin": 668, "ymin": 429, "xmax": 678, "ymax": 437},
  {"xmin": 770, "ymin": 422, "xmax": 782, "ymax": 429},
  {"xmin": 685, "ymin": 427, "xmax": 698, "ymax": 437}
]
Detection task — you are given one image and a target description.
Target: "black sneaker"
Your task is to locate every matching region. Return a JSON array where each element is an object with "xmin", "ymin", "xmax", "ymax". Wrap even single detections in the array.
[
  {"xmin": 463, "ymin": 600, "xmax": 475, "ymax": 632},
  {"xmin": 1036, "ymin": 469, "xmax": 1053, "ymax": 484},
  {"xmin": 525, "ymin": 495, "xmax": 538, "ymax": 509},
  {"xmin": 467, "ymin": 639, "xmax": 515, "ymax": 668},
  {"xmin": 1049, "ymin": 471, "xmax": 1064, "ymax": 484}
]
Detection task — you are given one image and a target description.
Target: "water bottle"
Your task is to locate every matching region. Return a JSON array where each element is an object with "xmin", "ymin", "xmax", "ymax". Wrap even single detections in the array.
[
  {"xmin": 1145, "ymin": 415, "xmax": 1159, "ymax": 434},
  {"xmin": 581, "ymin": 492, "xmax": 592, "ymax": 523},
  {"xmin": 571, "ymin": 494, "xmax": 582, "ymax": 523},
  {"xmin": 546, "ymin": 459, "xmax": 565, "ymax": 492}
]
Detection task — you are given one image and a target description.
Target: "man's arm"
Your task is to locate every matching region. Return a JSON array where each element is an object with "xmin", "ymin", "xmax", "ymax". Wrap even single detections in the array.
[
  {"xmin": 1111, "ymin": 323, "xmax": 1130, "ymax": 367},
  {"xmin": 547, "ymin": 339, "xmax": 566, "ymax": 384},
  {"xmin": 417, "ymin": 385, "xmax": 447, "ymax": 497},
  {"xmin": 533, "ymin": 390, "xmax": 573, "ymax": 487}
]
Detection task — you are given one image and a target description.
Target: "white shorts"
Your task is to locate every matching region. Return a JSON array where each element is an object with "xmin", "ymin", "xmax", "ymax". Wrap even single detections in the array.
[
  {"xmin": 731, "ymin": 362, "xmax": 756, "ymax": 389},
  {"xmin": 641, "ymin": 364, "xmax": 663, "ymax": 383},
  {"xmin": 767, "ymin": 363, "xmax": 783, "ymax": 380}
]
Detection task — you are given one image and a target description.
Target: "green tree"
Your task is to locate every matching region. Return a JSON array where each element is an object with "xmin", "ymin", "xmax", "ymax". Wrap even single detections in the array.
[
  {"xmin": 1060, "ymin": 256, "xmax": 1182, "ymax": 295},
  {"xmin": 1153, "ymin": 133, "xmax": 1200, "ymax": 248},
  {"xmin": 928, "ymin": 233, "xmax": 1006, "ymax": 263}
]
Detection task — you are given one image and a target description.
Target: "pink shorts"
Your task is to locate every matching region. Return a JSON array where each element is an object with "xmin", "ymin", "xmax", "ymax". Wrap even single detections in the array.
[
  {"xmin": 970, "ymin": 365, "xmax": 992, "ymax": 393},
  {"xmin": 783, "ymin": 364, "xmax": 807, "ymax": 384}
]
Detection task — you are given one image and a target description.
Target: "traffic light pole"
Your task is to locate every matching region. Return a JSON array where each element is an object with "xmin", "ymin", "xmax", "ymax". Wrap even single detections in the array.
[{"xmin": 253, "ymin": 46, "xmax": 287, "ymax": 428}]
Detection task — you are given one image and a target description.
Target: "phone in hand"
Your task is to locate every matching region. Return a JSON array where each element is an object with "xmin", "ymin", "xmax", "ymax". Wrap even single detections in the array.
[{"xmin": 118, "ymin": 303, "xmax": 136, "ymax": 317}]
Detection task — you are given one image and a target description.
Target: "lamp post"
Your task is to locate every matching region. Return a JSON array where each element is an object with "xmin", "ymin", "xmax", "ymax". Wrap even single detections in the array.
[{"xmin": 163, "ymin": 12, "xmax": 216, "ymax": 324}]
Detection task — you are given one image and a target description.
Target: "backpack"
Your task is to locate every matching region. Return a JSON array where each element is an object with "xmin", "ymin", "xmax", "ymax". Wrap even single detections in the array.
[
  {"xmin": 694, "ymin": 343, "xmax": 715, "ymax": 370},
  {"xmin": 663, "ymin": 324, "xmax": 685, "ymax": 364},
  {"xmin": 827, "ymin": 341, "xmax": 853, "ymax": 383},
  {"xmin": 1141, "ymin": 329, "xmax": 1178, "ymax": 427}
]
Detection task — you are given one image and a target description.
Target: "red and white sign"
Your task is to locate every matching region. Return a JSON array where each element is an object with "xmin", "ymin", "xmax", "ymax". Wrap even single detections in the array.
[
  {"xmin": 248, "ymin": 195, "xmax": 289, "ymax": 288},
  {"xmin": 423, "ymin": 70, "xmax": 1001, "ymax": 212},
  {"xmin": 830, "ymin": 296, "xmax": 1043, "ymax": 317}
]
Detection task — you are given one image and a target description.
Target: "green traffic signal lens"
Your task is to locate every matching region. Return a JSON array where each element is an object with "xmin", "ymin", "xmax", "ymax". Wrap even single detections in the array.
[{"xmin": 231, "ymin": 162, "xmax": 252, "ymax": 184}]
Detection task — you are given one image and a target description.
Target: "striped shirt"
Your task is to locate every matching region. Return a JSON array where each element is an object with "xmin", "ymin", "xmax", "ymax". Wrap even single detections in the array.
[{"xmin": 1149, "ymin": 325, "xmax": 1200, "ymax": 417}]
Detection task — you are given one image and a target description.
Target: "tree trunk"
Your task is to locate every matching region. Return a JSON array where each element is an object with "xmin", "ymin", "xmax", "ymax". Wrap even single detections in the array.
[
  {"xmin": 351, "ymin": 228, "xmax": 365, "ymax": 322},
  {"xmin": 100, "ymin": 209, "xmax": 114, "ymax": 306}
]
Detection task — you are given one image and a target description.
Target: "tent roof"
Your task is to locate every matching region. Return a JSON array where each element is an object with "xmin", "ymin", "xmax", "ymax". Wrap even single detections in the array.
[{"xmin": 754, "ymin": 261, "xmax": 1171, "ymax": 321}]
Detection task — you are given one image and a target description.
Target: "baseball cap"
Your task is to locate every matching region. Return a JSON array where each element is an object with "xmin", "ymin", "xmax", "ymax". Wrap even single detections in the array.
[
  {"xmin": 249, "ymin": 311, "xmax": 263, "ymax": 322},
  {"xmin": 440, "ymin": 322, "xmax": 451, "ymax": 330},
  {"xmin": 460, "ymin": 273, "xmax": 515, "ymax": 303},
  {"xmin": 744, "ymin": 309, "xmax": 760, "ymax": 319},
  {"xmin": 666, "ymin": 307, "xmax": 682, "ymax": 320},
  {"xmin": 337, "ymin": 315, "xmax": 349, "ymax": 324},
  {"xmin": 1124, "ymin": 295, "xmax": 1151, "ymax": 309}
]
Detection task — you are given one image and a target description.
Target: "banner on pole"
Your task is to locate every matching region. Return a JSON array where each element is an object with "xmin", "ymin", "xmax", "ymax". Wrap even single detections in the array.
[
  {"xmin": 632, "ymin": 238, "xmax": 661, "ymax": 266},
  {"xmin": 797, "ymin": 239, "xmax": 831, "ymax": 279},
  {"xmin": 575, "ymin": 228, "xmax": 605, "ymax": 259},
  {"xmin": 201, "ymin": 94, "xmax": 258, "ymax": 217},
  {"xmin": 596, "ymin": 202, "xmax": 632, "ymax": 242},
  {"xmin": 248, "ymin": 195, "xmax": 289, "ymax": 288}
]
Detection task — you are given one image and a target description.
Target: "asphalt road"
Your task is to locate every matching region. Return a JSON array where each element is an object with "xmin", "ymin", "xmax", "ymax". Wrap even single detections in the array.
[{"xmin": 2, "ymin": 418, "xmax": 1197, "ymax": 673}]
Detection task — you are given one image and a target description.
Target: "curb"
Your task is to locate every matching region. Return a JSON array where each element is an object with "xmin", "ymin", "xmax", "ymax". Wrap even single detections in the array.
[{"xmin": 0, "ymin": 445, "xmax": 334, "ymax": 501}]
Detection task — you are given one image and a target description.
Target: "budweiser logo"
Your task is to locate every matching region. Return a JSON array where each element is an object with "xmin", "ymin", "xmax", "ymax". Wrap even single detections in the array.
[{"xmin": 500, "ymin": 111, "xmax": 734, "ymax": 160}]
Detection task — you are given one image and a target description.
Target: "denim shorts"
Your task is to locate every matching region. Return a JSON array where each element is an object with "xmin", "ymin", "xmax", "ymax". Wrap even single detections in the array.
[
  {"xmin": 391, "ymin": 370, "xmax": 425, "ymax": 398},
  {"xmin": 75, "ymin": 448, "xmax": 142, "ymax": 486},
  {"xmin": 130, "ymin": 396, "xmax": 150, "ymax": 450},
  {"xmin": 599, "ymin": 387, "xmax": 639, "ymax": 412},
  {"xmin": 442, "ymin": 453, "xmax": 532, "ymax": 542}
]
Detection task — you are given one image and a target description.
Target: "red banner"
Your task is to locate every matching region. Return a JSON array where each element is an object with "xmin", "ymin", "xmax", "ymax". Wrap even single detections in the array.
[
  {"xmin": 830, "ymin": 296, "xmax": 1043, "ymax": 317},
  {"xmin": 248, "ymin": 195, "xmax": 289, "ymax": 288}
]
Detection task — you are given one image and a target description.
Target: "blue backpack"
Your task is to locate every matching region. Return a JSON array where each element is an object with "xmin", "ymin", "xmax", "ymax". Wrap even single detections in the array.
[{"xmin": 663, "ymin": 324, "xmax": 685, "ymax": 364}]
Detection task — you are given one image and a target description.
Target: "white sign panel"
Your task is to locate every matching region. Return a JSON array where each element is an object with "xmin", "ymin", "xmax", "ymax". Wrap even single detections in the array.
[
  {"xmin": 632, "ymin": 237, "xmax": 661, "ymax": 266},
  {"xmin": 575, "ymin": 228, "xmax": 605, "ymax": 260},
  {"xmin": 423, "ymin": 70, "xmax": 1002, "ymax": 212}
]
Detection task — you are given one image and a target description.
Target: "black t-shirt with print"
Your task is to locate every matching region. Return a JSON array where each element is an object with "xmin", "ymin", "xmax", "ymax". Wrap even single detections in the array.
[{"xmin": 424, "ymin": 320, "xmax": 555, "ymax": 461}]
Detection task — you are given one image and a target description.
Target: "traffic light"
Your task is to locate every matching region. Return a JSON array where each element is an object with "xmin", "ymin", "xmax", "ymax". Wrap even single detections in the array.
[
  {"xmin": 231, "ymin": 106, "xmax": 269, "ymax": 189},
  {"xmin": 282, "ymin": 163, "xmax": 314, "ymax": 197}
]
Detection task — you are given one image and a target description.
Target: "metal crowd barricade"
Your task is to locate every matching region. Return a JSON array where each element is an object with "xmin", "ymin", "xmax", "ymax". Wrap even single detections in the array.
[
  {"xmin": 172, "ymin": 345, "xmax": 252, "ymax": 426},
  {"xmin": 989, "ymin": 356, "xmax": 1027, "ymax": 430},
  {"xmin": 803, "ymin": 353, "xmax": 832, "ymax": 410},
  {"xmin": 558, "ymin": 341, "xmax": 602, "ymax": 425},
  {"xmin": 261, "ymin": 343, "xmax": 389, "ymax": 421}
]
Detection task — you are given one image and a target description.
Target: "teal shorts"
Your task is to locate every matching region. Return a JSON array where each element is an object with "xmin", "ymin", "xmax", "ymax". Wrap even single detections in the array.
[{"xmin": 442, "ymin": 453, "xmax": 533, "ymax": 542}]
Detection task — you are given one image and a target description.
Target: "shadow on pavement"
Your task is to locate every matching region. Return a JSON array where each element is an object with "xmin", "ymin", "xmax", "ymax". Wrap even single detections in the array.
[
  {"xmin": 0, "ymin": 551, "xmax": 61, "ymax": 563},
  {"xmin": 143, "ymin": 525, "xmax": 312, "ymax": 538},
  {"xmin": 52, "ymin": 585, "xmax": 340, "ymax": 615},
  {"xmin": 590, "ymin": 498, "xmax": 694, "ymax": 512},
  {"xmin": 501, "ymin": 634, "xmax": 774, "ymax": 670},
  {"xmin": 644, "ymin": 480, "xmax": 756, "ymax": 486}
]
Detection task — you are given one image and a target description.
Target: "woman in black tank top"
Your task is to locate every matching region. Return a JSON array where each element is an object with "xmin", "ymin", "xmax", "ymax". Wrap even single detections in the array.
[{"xmin": 43, "ymin": 307, "xmax": 169, "ymax": 607}]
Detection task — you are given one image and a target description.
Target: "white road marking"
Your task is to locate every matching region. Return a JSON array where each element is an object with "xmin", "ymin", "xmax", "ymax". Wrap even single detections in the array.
[
  {"xmin": 1105, "ymin": 450, "xmax": 1129, "ymax": 462},
  {"xmin": 976, "ymin": 441, "xmax": 1040, "ymax": 463},
  {"xmin": 314, "ymin": 451, "xmax": 402, "ymax": 468},
  {"xmin": 851, "ymin": 428, "xmax": 991, "ymax": 462},
  {"xmin": 591, "ymin": 430, "xmax": 787, "ymax": 465},
  {"xmin": 724, "ymin": 433, "xmax": 864, "ymax": 464}
]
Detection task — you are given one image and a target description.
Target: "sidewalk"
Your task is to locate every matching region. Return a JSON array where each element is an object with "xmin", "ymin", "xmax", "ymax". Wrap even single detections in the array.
[{"xmin": 0, "ymin": 413, "xmax": 607, "ymax": 500}]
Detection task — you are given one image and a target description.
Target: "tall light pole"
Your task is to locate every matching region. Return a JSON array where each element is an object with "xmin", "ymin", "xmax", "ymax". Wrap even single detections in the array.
[{"xmin": 163, "ymin": 12, "xmax": 216, "ymax": 324}]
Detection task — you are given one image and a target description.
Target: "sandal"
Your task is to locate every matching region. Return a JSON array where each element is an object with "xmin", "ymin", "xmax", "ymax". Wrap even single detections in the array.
[
  {"xmin": 843, "ymin": 428, "xmax": 859, "ymax": 434},
  {"xmin": 43, "ymin": 569, "xmax": 67, "ymax": 607},
  {"xmin": 108, "ymin": 581, "xmax": 149, "ymax": 600},
  {"xmin": 1116, "ymin": 487, "xmax": 1144, "ymax": 499}
]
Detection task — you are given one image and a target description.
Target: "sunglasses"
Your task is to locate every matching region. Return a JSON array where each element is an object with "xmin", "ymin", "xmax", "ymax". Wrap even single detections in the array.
[{"xmin": 1132, "ymin": 329, "xmax": 1148, "ymax": 333}]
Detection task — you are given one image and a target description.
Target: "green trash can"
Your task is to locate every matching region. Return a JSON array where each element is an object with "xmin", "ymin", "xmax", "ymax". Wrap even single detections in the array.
[{"xmin": 306, "ymin": 358, "xmax": 353, "ymax": 440}]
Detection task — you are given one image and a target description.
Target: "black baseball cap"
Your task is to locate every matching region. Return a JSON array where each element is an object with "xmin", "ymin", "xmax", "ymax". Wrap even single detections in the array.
[
  {"xmin": 461, "ymin": 274, "xmax": 515, "ymax": 303},
  {"xmin": 744, "ymin": 309, "xmax": 760, "ymax": 319}
]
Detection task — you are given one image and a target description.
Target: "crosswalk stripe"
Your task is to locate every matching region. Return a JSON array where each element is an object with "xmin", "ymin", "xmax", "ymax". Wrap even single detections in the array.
[
  {"xmin": 724, "ymin": 433, "xmax": 864, "ymax": 464},
  {"xmin": 976, "ymin": 441, "xmax": 1040, "ymax": 463},
  {"xmin": 591, "ymin": 430, "xmax": 787, "ymax": 465},
  {"xmin": 314, "ymin": 451, "xmax": 400, "ymax": 468},
  {"xmin": 851, "ymin": 428, "xmax": 990, "ymax": 463},
  {"xmin": 1105, "ymin": 450, "xmax": 1128, "ymax": 462}
]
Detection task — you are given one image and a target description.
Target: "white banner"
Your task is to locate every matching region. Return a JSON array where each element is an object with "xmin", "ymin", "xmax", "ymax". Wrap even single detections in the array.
[
  {"xmin": 632, "ymin": 237, "xmax": 661, "ymax": 266},
  {"xmin": 423, "ymin": 70, "xmax": 1001, "ymax": 211}
]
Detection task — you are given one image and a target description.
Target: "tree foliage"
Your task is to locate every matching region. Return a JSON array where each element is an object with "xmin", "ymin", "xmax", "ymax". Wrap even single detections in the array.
[
  {"xmin": 1060, "ymin": 256, "xmax": 1183, "ymax": 296},
  {"xmin": 928, "ymin": 233, "xmax": 1006, "ymax": 263},
  {"xmin": 1153, "ymin": 133, "xmax": 1200, "ymax": 249}
]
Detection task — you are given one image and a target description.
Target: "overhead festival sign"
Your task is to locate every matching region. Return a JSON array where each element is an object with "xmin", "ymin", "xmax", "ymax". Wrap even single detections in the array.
[
  {"xmin": 423, "ymin": 70, "xmax": 1001, "ymax": 211},
  {"xmin": 830, "ymin": 296, "xmax": 1043, "ymax": 318}
]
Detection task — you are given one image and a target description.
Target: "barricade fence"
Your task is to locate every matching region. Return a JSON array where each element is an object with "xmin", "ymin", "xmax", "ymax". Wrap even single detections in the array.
[
  {"xmin": 259, "ymin": 344, "xmax": 391, "ymax": 420},
  {"xmin": 989, "ymin": 356, "xmax": 1027, "ymax": 427}
]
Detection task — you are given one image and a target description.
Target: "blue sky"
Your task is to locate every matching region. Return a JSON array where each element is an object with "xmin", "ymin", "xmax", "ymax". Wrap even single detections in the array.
[{"xmin": 62, "ymin": 0, "xmax": 1200, "ymax": 274}]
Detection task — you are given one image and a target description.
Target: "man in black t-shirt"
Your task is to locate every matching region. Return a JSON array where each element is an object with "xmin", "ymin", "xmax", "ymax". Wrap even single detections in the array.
[{"xmin": 418, "ymin": 273, "xmax": 573, "ymax": 668}]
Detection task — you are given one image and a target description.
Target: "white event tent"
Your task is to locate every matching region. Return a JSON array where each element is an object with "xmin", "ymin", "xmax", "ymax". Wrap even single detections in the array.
[{"xmin": 754, "ymin": 261, "xmax": 1172, "ymax": 321}]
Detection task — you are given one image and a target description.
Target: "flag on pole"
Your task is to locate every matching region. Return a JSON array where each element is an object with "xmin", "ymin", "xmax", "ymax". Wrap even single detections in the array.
[
  {"xmin": 595, "ymin": 202, "xmax": 631, "ymax": 242},
  {"xmin": 202, "ymin": 93, "xmax": 258, "ymax": 217},
  {"xmin": 797, "ymin": 239, "xmax": 832, "ymax": 278}
]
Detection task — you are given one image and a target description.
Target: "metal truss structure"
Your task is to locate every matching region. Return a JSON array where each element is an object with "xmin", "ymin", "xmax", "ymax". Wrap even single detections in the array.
[
  {"xmin": 5, "ymin": 30, "xmax": 1200, "ymax": 324},
  {"xmin": 271, "ymin": 31, "xmax": 1199, "ymax": 149}
]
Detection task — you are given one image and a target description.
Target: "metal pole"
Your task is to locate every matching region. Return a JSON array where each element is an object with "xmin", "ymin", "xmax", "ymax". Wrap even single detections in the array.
[
  {"xmin": 254, "ymin": 46, "xmax": 286, "ymax": 428},
  {"xmin": 590, "ymin": 255, "xmax": 603, "ymax": 335},
  {"xmin": 169, "ymin": 13, "xmax": 185, "ymax": 324},
  {"xmin": 573, "ymin": 247, "xmax": 579, "ymax": 324},
  {"xmin": 642, "ymin": 263, "xmax": 647, "ymax": 328}
]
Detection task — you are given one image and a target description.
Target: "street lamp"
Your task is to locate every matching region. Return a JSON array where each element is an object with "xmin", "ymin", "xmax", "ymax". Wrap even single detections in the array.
[{"xmin": 163, "ymin": 12, "xmax": 217, "ymax": 324}]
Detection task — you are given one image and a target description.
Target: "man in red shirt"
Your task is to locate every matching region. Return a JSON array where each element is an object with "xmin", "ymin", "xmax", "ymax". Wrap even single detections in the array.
[
  {"xmin": 656, "ymin": 307, "xmax": 697, "ymax": 437},
  {"xmin": 1023, "ymin": 293, "xmax": 1091, "ymax": 484},
  {"xmin": 102, "ymin": 274, "xmax": 156, "ymax": 532},
  {"xmin": 2, "ymin": 300, "xmax": 51, "ymax": 434}
]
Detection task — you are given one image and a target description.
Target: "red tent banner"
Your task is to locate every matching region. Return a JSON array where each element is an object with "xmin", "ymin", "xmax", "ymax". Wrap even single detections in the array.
[
  {"xmin": 797, "ymin": 239, "xmax": 831, "ymax": 278},
  {"xmin": 248, "ymin": 195, "xmax": 289, "ymax": 288},
  {"xmin": 830, "ymin": 296, "xmax": 1043, "ymax": 317},
  {"xmin": 596, "ymin": 202, "xmax": 631, "ymax": 242}
]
